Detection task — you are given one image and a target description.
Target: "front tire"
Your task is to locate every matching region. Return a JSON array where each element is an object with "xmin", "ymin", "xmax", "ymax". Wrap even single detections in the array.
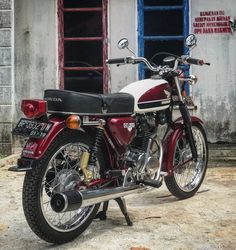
[
  {"xmin": 165, "ymin": 123, "xmax": 208, "ymax": 199},
  {"xmin": 22, "ymin": 129, "xmax": 101, "ymax": 244}
]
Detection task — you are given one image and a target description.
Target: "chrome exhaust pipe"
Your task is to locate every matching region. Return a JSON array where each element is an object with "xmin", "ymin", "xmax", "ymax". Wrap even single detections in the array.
[{"xmin": 50, "ymin": 184, "xmax": 144, "ymax": 213}]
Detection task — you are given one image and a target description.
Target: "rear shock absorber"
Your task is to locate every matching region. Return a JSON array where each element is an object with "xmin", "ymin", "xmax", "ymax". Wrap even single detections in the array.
[
  {"xmin": 88, "ymin": 119, "xmax": 105, "ymax": 166},
  {"xmin": 80, "ymin": 119, "xmax": 105, "ymax": 183}
]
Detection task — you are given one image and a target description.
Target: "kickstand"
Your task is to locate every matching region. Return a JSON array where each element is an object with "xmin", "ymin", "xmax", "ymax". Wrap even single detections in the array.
[
  {"xmin": 95, "ymin": 201, "xmax": 109, "ymax": 220},
  {"xmin": 95, "ymin": 197, "xmax": 133, "ymax": 226},
  {"xmin": 115, "ymin": 197, "xmax": 133, "ymax": 226}
]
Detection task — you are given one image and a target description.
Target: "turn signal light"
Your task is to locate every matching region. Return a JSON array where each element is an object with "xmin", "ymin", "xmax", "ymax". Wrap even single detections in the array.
[
  {"xmin": 66, "ymin": 115, "xmax": 81, "ymax": 129},
  {"xmin": 21, "ymin": 100, "xmax": 47, "ymax": 118}
]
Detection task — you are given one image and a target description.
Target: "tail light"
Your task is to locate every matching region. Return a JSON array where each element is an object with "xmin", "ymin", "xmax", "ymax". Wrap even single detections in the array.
[{"xmin": 21, "ymin": 99, "xmax": 47, "ymax": 118}]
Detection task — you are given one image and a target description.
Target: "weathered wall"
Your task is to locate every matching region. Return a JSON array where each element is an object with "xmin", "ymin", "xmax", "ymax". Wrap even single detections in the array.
[
  {"xmin": 2, "ymin": 0, "xmax": 235, "ymax": 155},
  {"xmin": 13, "ymin": 0, "xmax": 58, "ymax": 151},
  {"xmin": 0, "ymin": 0, "xmax": 12, "ymax": 155},
  {"xmin": 190, "ymin": 0, "xmax": 236, "ymax": 142},
  {"xmin": 108, "ymin": 0, "xmax": 138, "ymax": 93}
]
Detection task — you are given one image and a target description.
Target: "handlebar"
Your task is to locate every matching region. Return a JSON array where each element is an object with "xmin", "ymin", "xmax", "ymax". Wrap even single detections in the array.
[
  {"xmin": 106, "ymin": 58, "xmax": 127, "ymax": 64},
  {"xmin": 180, "ymin": 56, "xmax": 210, "ymax": 66},
  {"xmin": 106, "ymin": 56, "xmax": 159, "ymax": 72},
  {"xmin": 183, "ymin": 56, "xmax": 204, "ymax": 65},
  {"xmin": 106, "ymin": 55, "xmax": 210, "ymax": 73}
]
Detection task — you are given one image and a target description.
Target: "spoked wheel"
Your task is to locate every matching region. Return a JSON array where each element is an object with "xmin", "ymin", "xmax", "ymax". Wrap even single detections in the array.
[
  {"xmin": 165, "ymin": 124, "xmax": 208, "ymax": 199},
  {"xmin": 23, "ymin": 130, "xmax": 101, "ymax": 244}
]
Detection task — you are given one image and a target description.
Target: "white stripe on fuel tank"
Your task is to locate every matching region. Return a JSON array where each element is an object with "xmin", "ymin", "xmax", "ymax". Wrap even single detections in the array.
[{"xmin": 120, "ymin": 78, "xmax": 170, "ymax": 113}]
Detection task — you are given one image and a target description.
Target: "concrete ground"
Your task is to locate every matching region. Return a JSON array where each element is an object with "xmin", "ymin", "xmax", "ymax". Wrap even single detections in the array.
[{"xmin": 0, "ymin": 164, "xmax": 235, "ymax": 250}]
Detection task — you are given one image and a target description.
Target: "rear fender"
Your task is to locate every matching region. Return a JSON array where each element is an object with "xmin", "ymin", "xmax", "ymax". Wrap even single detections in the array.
[
  {"xmin": 162, "ymin": 116, "xmax": 203, "ymax": 175},
  {"xmin": 21, "ymin": 117, "xmax": 66, "ymax": 159}
]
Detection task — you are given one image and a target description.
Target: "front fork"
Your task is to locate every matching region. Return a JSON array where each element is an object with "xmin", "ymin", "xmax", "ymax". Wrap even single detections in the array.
[{"xmin": 174, "ymin": 76, "xmax": 198, "ymax": 161}]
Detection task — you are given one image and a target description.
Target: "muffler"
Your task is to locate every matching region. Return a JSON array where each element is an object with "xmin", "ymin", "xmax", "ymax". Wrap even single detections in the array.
[{"xmin": 50, "ymin": 184, "xmax": 144, "ymax": 213}]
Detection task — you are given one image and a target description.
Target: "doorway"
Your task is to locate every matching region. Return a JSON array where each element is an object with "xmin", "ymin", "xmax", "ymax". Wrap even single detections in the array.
[
  {"xmin": 58, "ymin": 0, "xmax": 108, "ymax": 93},
  {"xmin": 138, "ymin": 0, "xmax": 189, "ymax": 80}
]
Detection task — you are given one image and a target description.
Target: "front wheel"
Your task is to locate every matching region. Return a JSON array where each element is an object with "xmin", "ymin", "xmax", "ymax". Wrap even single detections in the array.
[
  {"xmin": 165, "ymin": 123, "xmax": 208, "ymax": 199},
  {"xmin": 22, "ymin": 130, "xmax": 102, "ymax": 244}
]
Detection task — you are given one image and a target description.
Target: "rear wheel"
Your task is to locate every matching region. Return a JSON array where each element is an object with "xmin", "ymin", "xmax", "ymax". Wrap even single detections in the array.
[
  {"xmin": 23, "ymin": 130, "xmax": 102, "ymax": 244},
  {"xmin": 165, "ymin": 124, "xmax": 208, "ymax": 199}
]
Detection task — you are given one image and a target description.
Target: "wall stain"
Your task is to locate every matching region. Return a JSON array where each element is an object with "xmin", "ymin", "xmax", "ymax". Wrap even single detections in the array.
[{"xmin": 196, "ymin": 93, "xmax": 236, "ymax": 143}]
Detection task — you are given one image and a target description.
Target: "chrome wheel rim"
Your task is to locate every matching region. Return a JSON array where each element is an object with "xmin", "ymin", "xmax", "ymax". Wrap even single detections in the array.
[
  {"xmin": 40, "ymin": 142, "xmax": 95, "ymax": 232},
  {"xmin": 173, "ymin": 126, "xmax": 207, "ymax": 192}
]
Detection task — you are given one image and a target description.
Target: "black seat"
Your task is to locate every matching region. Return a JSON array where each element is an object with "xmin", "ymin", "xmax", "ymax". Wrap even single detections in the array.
[{"xmin": 44, "ymin": 89, "xmax": 134, "ymax": 115}]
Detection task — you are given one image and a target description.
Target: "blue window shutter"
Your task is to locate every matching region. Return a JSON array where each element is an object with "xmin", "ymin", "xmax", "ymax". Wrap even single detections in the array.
[{"xmin": 138, "ymin": 0, "xmax": 190, "ymax": 95}]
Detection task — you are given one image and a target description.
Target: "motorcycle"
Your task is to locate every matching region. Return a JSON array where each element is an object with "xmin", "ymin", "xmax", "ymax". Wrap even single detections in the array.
[{"xmin": 10, "ymin": 34, "xmax": 210, "ymax": 244}]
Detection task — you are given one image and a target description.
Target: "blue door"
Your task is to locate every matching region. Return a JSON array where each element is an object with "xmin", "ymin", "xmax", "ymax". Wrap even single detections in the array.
[{"xmin": 138, "ymin": 0, "xmax": 189, "ymax": 83}]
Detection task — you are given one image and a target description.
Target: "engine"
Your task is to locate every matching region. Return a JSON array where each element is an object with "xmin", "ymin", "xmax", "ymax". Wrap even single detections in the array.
[{"xmin": 123, "ymin": 113, "xmax": 161, "ymax": 180}]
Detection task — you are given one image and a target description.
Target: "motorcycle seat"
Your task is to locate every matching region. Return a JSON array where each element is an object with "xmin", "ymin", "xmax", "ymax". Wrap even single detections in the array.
[{"xmin": 44, "ymin": 89, "xmax": 134, "ymax": 115}]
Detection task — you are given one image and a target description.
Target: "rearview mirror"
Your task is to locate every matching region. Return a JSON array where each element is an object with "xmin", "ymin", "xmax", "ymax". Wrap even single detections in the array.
[
  {"xmin": 117, "ymin": 38, "xmax": 136, "ymax": 56},
  {"xmin": 185, "ymin": 34, "xmax": 197, "ymax": 49},
  {"xmin": 117, "ymin": 38, "xmax": 129, "ymax": 50}
]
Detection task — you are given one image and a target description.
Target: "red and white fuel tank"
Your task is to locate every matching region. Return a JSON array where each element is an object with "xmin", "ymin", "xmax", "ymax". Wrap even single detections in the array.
[{"xmin": 120, "ymin": 79, "xmax": 171, "ymax": 113}]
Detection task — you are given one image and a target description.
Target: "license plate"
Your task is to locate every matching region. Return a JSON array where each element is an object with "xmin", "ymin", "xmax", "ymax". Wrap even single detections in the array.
[{"xmin": 13, "ymin": 118, "xmax": 53, "ymax": 138}]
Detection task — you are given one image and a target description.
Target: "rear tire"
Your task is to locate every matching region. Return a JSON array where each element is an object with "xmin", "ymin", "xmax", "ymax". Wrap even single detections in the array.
[
  {"xmin": 23, "ymin": 129, "xmax": 101, "ymax": 244},
  {"xmin": 165, "ymin": 123, "xmax": 208, "ymax": 199}
]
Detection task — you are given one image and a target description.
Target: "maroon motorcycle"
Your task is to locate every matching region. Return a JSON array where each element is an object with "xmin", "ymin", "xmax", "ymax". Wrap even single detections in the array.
[{"xmin": 11, "ymin": 34, "xmax": 209, "ymax": 243}]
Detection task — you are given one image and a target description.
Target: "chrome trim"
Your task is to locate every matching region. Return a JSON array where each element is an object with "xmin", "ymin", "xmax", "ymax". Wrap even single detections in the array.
[
  {"xmin": 143, "ymin": 138, "xmax": 152, "ymax": 172},
  {"xmin": 173, "ymin": 59, "xmax": 184, "ymax": 103},
  {"xmin": 138, "ymin": 98, "xmax": 170, "ymax": 104},
  {"xmin": 98, "ymin": 119, "xmax": 106, "ymax": 126},
  {"xmin": 154, "ymin": 137, "xmax": 164, "ymax": 182},
  {"xmin": 77, "ymin": 185, "xmax": 145, "ymax": 208},
  {"xmin": 174, "ymin": 76, "xmax": 184, "ymax": 103},
  {"xmin": 160, "ymin": 171, "xmax": 168, "ymax": 176},
  {"xmin": 123, "ymin": 168, "xmax": 134, "ymax": 187},
  {"xmin": 47, "ymin": 110, "xmax": 133, "ymax": 116},
  {"xmin": 51, "ymin": 184, "xmax": 146, "ymax": 212},
  {"xmin": 140, "ymin": 134, "xmax": 164, "ymax": 183},
  {"xmin": 83, "ymin": 121, "xmax": 101, "ymax": 126}
]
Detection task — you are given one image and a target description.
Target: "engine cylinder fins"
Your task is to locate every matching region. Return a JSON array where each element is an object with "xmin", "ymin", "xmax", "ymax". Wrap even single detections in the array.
[{"xmin": 131, "ymin": 131, "xmax": 152, "ymax": 152}]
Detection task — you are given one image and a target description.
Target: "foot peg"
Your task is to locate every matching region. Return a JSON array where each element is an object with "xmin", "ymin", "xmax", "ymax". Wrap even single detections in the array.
[
  {"xmin": 137, "ymin": 179, "xmax": 162, "ymax": 188},
  {"xmin": 95, "ymin": 197, "xmax": 133, "ymax": 226}
]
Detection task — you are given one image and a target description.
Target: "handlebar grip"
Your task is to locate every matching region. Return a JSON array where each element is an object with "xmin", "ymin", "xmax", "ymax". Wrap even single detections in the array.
[
  {"xmin": 106, "ymin": 58, "xmax": 126, "ymax": 64},
  {"xmin": 185, "ymin": 57, "xmax": 204, "ymax": 66}
]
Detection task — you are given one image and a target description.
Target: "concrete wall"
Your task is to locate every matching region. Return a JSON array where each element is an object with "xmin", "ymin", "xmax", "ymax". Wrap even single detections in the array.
[
  {"xmin": 108, "ymin": 0, "xmax": 138, "ymax": 93},
  {"xmin": 0, "ymin": 0, "xmax": 12, "ymax": 155},
  {"xmin": 190, "ymin": 0, "xmax": 236, "ymax": 143},
  {"xmin": 13, "ymin": 0, "xmax": 58, "ymax": 151}
]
